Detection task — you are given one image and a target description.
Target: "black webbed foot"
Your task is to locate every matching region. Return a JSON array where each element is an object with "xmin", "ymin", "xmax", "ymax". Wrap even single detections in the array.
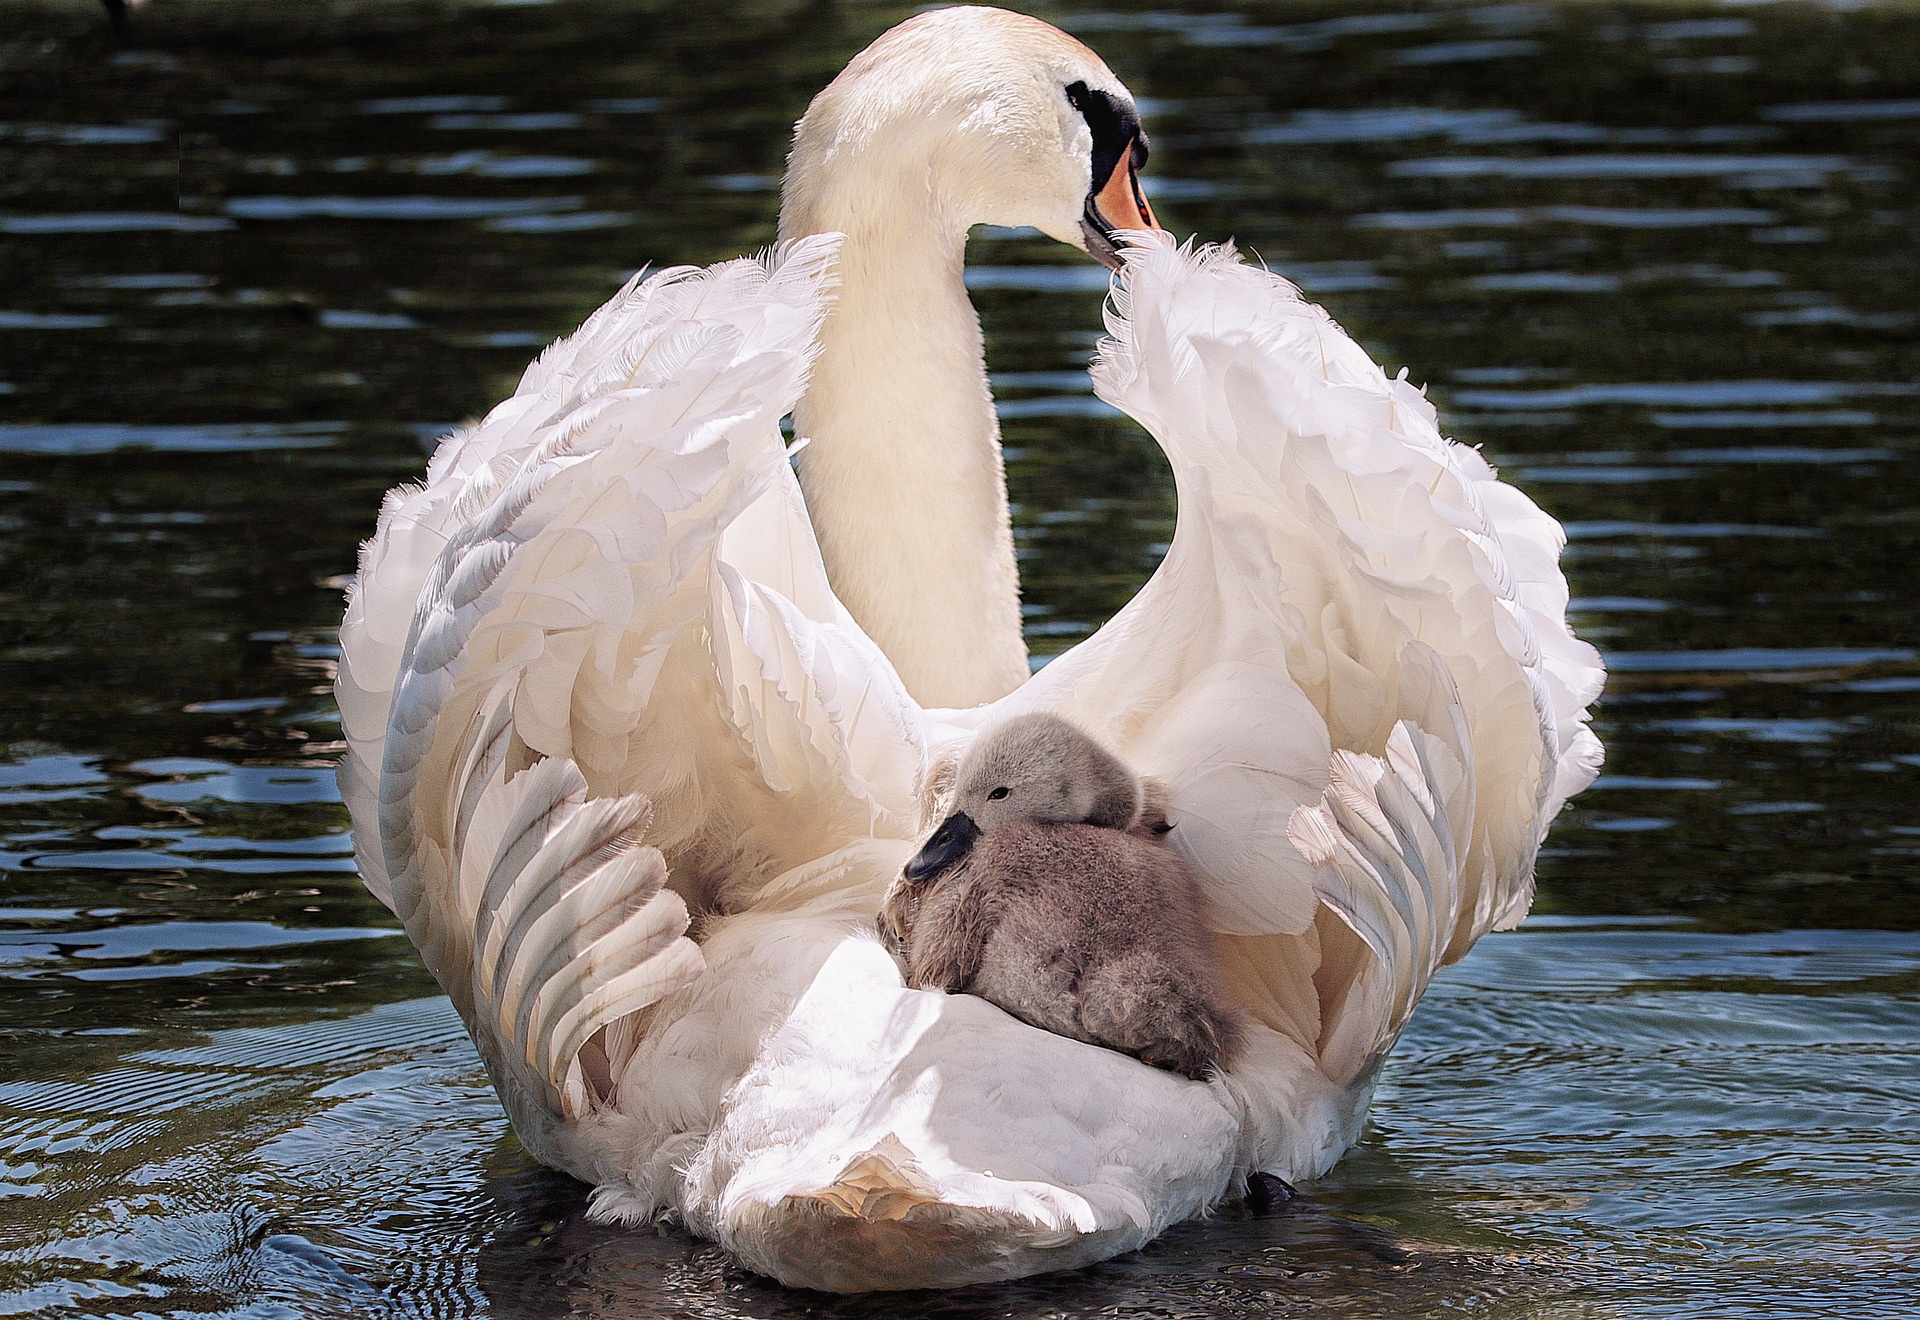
[{"xmin": 1246, "ymin": 1171, "xmax": 1300, "ymax": 1215}]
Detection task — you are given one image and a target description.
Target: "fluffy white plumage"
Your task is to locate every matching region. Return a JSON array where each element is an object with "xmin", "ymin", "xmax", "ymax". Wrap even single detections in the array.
[
  {"xmin": 336, "ymin": 227, "xmax": 1600, "ymax": 1289},
  {"xmin": 335, "ymin": 6, "xmax": 1599, "ymax": 1289}
]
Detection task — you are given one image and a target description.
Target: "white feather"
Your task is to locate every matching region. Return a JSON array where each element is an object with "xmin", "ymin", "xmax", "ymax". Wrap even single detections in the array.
[{"xmin": 334, "ymin": 29, "xmax": 1599, "ymax": 1291}]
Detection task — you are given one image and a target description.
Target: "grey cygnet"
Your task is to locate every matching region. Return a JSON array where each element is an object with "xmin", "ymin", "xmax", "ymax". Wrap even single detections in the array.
[{"xmin": 881, "ymin": 712, "xmax": 1244, "ymax": 1079}]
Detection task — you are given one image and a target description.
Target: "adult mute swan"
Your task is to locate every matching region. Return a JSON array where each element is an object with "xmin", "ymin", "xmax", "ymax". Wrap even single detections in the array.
[{"xmin": 335, "ymin": 5, "xmax": 1603, "ymax": 1292}]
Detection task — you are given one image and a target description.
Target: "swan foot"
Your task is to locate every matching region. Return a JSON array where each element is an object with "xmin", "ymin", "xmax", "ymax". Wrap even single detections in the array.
[{"xmin": 1246, "ymin": 1171, "xmax": 1300, "ymax": 1215}]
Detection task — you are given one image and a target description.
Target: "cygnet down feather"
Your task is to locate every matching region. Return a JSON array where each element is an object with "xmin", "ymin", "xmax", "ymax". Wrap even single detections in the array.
[{"xmin": 881, "ymin": 712, "xmax": 1244, "ymax": 1079}]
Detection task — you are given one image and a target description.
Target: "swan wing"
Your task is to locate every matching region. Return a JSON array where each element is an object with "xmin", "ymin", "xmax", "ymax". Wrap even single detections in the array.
[
  {"xmin": 335, "ymin": 234, "xmax": 925, "ymax": 1126},
  {"xmin": 1023, "ymin": 236, "xmax": 1603, "ymax": 1083}
]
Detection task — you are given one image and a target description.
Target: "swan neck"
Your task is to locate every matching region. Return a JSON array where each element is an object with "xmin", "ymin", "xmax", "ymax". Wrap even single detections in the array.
[{"xmin": 781, "ymin": 200, "xmax": 1028, "ymax": 710}]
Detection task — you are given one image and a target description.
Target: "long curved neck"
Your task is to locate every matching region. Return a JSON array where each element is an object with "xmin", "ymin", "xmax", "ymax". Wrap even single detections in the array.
[{"xmin": 779, "ymin": 176, "xmax": 1029, "ymax": 709}]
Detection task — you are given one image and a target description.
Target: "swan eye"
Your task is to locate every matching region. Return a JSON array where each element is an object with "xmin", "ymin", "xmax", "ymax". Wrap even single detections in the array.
[{"xmin": 988, "ymin": 786, "xmax": 1010, "ymax": 801}]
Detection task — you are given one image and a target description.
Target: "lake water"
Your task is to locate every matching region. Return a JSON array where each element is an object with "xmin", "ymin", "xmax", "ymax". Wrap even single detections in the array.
[{"xmin": 1, "ymin": 0, "xmax": 1916, "ymax": 1315}]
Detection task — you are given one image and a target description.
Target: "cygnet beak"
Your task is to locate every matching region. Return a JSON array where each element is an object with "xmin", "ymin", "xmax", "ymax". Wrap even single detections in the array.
[
  {"xmin": 1082, "ymin": 139, "xmax": 1165, "ymax": 271},
  {"xmin": 903, "ymin": 812, "xmax": 981, "ymax": 882}
]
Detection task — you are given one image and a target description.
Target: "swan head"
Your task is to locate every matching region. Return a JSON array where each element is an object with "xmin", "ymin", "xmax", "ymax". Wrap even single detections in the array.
[
  {"xmin": 779, "ymin": 6, "xmax": 1161, "ymax": 268},
  {"xmin": 903, "ymin": 713, "xmax": 1142, "ymax": 881}
]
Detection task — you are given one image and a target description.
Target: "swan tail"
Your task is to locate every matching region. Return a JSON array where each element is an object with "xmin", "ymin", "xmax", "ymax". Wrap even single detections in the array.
[{"xmin": 669, "ymin": 934, "xmax": 1249, "ymax": 1292}]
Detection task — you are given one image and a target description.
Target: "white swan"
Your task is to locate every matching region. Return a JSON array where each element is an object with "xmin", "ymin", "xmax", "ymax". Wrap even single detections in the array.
[{"xmin": 334, "ymin": 6, "xmax": 1603, "ymax": 1292}]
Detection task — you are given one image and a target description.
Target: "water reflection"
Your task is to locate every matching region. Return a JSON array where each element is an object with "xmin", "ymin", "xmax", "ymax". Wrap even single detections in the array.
[{"xmin": 1, "ymin": 0, "xmax": 1916, "ymax": 1313}]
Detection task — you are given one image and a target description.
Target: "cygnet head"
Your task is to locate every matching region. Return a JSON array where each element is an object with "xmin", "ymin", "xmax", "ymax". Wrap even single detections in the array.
[
  {"xmin": 779, "ymin": 6, "xmax": 1161, "ymax": 268},
  {"xmin": 904, "ymin": 712, "xmax": 1141, "ymax": 881}
]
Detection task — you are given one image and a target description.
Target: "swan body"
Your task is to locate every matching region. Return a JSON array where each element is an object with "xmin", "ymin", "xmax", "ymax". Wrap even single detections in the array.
[{"xmin": 335, "ymin": 7, "xmax": 1603, "ymax": 1292}]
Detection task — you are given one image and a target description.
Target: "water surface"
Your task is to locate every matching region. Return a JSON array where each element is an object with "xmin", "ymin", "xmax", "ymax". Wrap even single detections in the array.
[{"xmin": 1, "ymin": 0, "xmax": 1916, "ymax": 1315}]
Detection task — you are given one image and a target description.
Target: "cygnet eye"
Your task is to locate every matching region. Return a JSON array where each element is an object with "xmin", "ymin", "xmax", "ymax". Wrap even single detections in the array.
[{"xmin": 988, "ymin": 786, "xmax": 1010, "ymax": 801}]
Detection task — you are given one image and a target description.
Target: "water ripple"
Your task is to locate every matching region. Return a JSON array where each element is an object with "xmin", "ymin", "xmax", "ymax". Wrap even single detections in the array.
[
  {"xmin": 1607, "ymin": 648, "xmax": 1917, "ymax": 674},
  {"xmin": 1390, "ymin": 153, "xmax": 1862, "ymax": 180},
  {"xmin": 0, "ymin": 423, "xmax": 344, "ymax": 455}
]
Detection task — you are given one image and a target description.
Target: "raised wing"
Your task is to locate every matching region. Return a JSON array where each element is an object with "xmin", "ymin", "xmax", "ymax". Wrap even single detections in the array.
[
  {"xmin": 335, "ymin": 235, "xmax": 926, "ymax": 1126},
  {"xmin": 1023, "ymin": 236, "xmax": 1604, "ymax": 1084}
]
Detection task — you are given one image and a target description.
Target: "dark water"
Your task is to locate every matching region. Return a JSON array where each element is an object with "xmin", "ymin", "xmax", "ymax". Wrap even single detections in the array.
[{"xmin": 2, "ymin": 0, "xmax": 1917, "ymax": 1314}]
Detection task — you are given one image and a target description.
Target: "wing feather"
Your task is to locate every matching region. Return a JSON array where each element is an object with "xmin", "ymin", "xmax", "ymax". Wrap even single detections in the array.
[
  {"xmin": 335, "ymin": 235, "xmax": 928, "ymax": 1134},
  {"xmin": 1028, "ymin": 234, "xmax": 1599, "ymax": 1079}
]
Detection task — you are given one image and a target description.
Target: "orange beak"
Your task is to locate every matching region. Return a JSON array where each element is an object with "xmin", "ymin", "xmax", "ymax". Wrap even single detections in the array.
[{"xmin": 1083, "ymin": 140, "xmax": 1164, "ymax": 270}]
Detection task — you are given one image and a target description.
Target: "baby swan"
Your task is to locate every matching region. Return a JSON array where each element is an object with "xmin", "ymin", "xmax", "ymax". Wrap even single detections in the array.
[{"xmin": 881, "ymin": 713, "xmax": 1244, "ymax": 1079}]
